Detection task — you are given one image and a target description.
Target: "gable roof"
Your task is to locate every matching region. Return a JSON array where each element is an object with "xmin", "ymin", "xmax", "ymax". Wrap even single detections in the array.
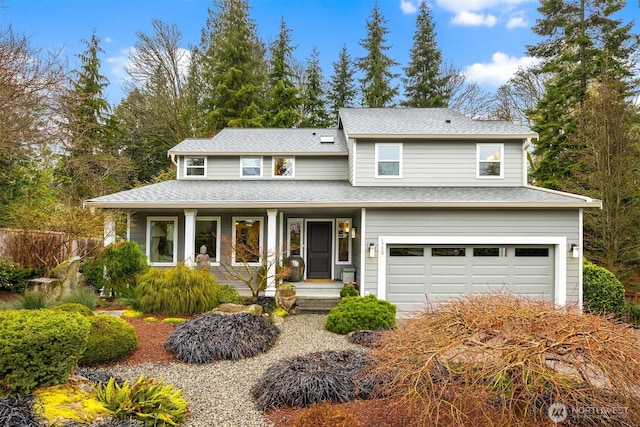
[
  {"xmin": 169, "ymin": 128, "xmax": 347, "ymax": 156},
  {"xmin": 338, "ymin": 108, "xmax": 538, "ymax": 140},
  {"xmin": 85, "ymin": 180, "xmax": 601, "ymax": 210}
]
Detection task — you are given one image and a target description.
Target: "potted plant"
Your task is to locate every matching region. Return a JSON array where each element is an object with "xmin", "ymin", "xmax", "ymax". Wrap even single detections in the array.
[{"xmin": 275, "ymin": 283, "xmax": 297, "ymax": 313}]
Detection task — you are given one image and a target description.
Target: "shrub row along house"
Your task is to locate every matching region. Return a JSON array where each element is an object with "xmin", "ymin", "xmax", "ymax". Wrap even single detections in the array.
[{"xmin": 85, "ymin": 108, "xmax": 601, "ymax": 314}]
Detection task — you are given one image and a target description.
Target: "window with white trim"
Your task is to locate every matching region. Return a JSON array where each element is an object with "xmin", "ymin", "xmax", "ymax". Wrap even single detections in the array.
[
  {"xmin": 375, "ymin": 143, "xmax": 402, "ymax": 177},
  {"xmin": 147, "ymin": 217, "xmax": 178, "ymax": 265},
  {"xmin": 233, "ymin": 217, "xmax": 263, "ymax": 265},
  {"xmin": 477, "ymin": 143, "xmax": 504, "ymax": 178},
  {"xmin": 185, "ymin": 156, "xmax": 206, "ymax": 177},
  {"xmin": 241, "ymin": 157, "xmax": 263, "ymax": 177},
  {"xmin": 287, "ymin": 218, "xmax": 302, "ymax": 256},
  {"xmin": 272, "ymin": 157, "xmax": 295, "ymax": 178},
  {"xmin": 195, "ymin": 217, "xmax": 220, "ymax": 265},
  {"xmin": 336, "ymin": 218, "xmax": 352, "ymax": 264}
]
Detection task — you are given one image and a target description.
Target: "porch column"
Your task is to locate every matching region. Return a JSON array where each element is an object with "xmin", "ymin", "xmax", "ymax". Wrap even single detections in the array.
[
  {"xmin": 265, "ymin": 209, "xmax": 278, "ymax": 297},
  {"xmin": 104, "ymin": 213, "xmax": 116, "ymax": 246},
  {"xmin": 184, "ymin": 209, "xmax": 198, "ymax": 267}
]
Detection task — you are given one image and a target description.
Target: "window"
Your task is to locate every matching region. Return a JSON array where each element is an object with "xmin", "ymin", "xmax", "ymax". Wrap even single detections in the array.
[
  {"xmin": 273, "ymin": 157, "xmax": 295, "ymax": 178},
  {"xmin": 147, "ymin": 217, "xmax": 178, "ymax": 265},
  {"xmin": 336, "ymin": 219, "xmax": 352, "ymax": 263},
  {"xmin": 195, "ymin": 217, "xmax": 220, "ymax": 265},
  {"xmin": 477, "ymin": 143, "xmax": 504, "ymax": 178},
  {"xmin": 473, "ymin": 248, "xmax": 500, "ymax": 257},
  {"xmin": 390, "ymin": 247, "xmax": 425, "ymax": 257},
  {"xmin": 241, "ymin": 157, "xmax": 263, "ymax": 177},
  {"xmin": 185, "ymin": 156, "xmax": 206, "ymax": 177},
  {"xmin": 287, "ymin": 218, "xmax": 302, "ymax": 256},
  {"xmin": 515, "ymin": 248, "xmax": 549, "ymax": 257},
  {"xmin": 233, "ymin": 217, "xmax": 263, "ymax": 265},
  {"xmin": 376, "ymin": 143, "xmax": 402, "ymax": 177},
  {"xmin": 432, "ymin": 248, "xmax": 466, "ymax": 256}
]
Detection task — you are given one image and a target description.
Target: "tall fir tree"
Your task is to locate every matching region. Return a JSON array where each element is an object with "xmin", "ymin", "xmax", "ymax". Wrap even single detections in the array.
[
  {"xmin": 327, "ymin": 45, "xmax": 357, "ymax": 124},
  {"xmin": 300, "ymin": 48, "xmax": 331, "ymax": 128},
  {"xmin": 402, "ymin": 2, "xmax": 447, "ymax": 107},
  {"xmin": 265, "ymin": 18, "xmax": 303, "ymax": 128},
  {"xmin": 194, "ymin": 0, "xmax": 267, "ymax": 134},
  {"xmin": 527, "ymin": 0, "xmax": 638, "ymax": 190},
  {"xmin": 57, "ymin": 32, "xmax": 131, "ymax": 202},
  {"xmin": 356, "ymin": 3, "xmax": 399, "ymax": 108}
]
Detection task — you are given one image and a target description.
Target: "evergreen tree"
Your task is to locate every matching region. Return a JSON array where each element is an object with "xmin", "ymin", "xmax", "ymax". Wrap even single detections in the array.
[
  {"xmin": 527, "ymin": 0, "xmax": 638, "ymax": 190},
  {"xmin": 57, "ymin": 32, "xmax": 131, "ymax": 202},
  {"xmin": 356, "ymin": 3, "xmax": 399, "ymax": 107},
  {"xmin": 402, "ymin": 2, "xmax": 447, "ymax": 107},
  {"xmin": 194, "ymin": 0, "xmax": 267, "ymax": 134},
  {"xmin": 327, "ymin": 45, "xmax": 357, "ymax": 124},
  {"xmin": 300, "ymin": 48, "xmax": 331, "ymax": 128},
  {"xmin": 265, "ymin": 17, "xmax": 303, "ymax": 128}
]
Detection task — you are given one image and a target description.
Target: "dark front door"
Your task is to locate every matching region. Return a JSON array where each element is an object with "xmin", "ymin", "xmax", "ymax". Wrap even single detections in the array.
[{"xmin": 306, "ymin": 222, "xmax": 332, "ymax": 279}]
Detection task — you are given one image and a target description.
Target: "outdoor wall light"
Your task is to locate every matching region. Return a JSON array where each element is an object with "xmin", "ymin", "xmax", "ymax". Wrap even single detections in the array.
[
  {"xmin": 351, "ymin": 227, "xmax": 357, "ymax": 239},
  {"xmin": 569, "ymin": 244, "xmax": 579, "ymax": 258},
  {"xmin": 368, "ymin": 243, "xmax": 376, "ymax": 258}
]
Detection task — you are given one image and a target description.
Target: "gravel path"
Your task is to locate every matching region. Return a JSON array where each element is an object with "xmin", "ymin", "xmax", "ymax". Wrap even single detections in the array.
[{"xmin": 102, "ymin": 314, "xmax": 359, "ymax": 427}]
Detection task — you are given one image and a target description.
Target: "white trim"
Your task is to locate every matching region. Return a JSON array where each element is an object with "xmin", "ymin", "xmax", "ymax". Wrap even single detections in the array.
[
  {"xmin": 195, "ymin": 216, "xmax": 221, "ymax": 266},
  {"xmin": 126, "ymin": 212, "xmax": 131, "ymax": 242},
  {"xmin": 271, "ymin": 156, "xmax": 295, "ymax": 178},
  {"xmin": 352, "ymin": 139, "xmax": 357, "ymax": 186},
  {"xmin": 578, "ymin": 209, "xmax": 584, "ymax": 310},
  {"xmin": 286, "ymin": 218, "xmax": 303, "ymax": 257},
  {"xmin": 265, "ymin": 209, "xmax": 278, "ymax": 297},
  {"xmin": 147, "ymin": 216, "xmax": 179, "ymax": 266},
  {"xmin": 477, "ymin": 143, "xmax": 504, "ymax": 179},
  {"xmin": 359, "ymin": 208, "xmax": 366, "ymax": 296},
  {"xmin": 375, "ymin": 143, "xmax": 402, "ymax": 178},
  {"xmin": 240, "ymin": 156, "xmax": 263, "ymax": 178},
  {"xmin": 184, "ymin": 156, "xmax": 207, "ymax": 178},
  {"xmin": 232, "ymin": 216, "xmax": 264, "ymax": 266},
  {"xmin": 183, "ymin": 209, "xmax": 198, "ymax": 267},
  {"xmin": 376, "ymin": 235, "xmax": 567, "ymax": 306},
  {"xmin": 104, "ymin": 213, "xmax": 116, "ymax": 246}
]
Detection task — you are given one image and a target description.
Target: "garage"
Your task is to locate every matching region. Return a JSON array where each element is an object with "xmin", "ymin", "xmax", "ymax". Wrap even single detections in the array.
[{"xmin": 386, "ymin": 244, "xmax": 555, "ymax": 313}]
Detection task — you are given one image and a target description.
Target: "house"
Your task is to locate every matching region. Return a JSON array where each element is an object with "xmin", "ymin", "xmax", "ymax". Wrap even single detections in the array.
[{"xmin": 84, "ymin": 108, "xmax": 601, "ymax": 314}]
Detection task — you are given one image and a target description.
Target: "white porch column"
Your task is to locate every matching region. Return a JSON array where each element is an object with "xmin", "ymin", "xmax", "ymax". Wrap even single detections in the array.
[
  {"xmin": 104, "ymin": 213, "xmax": 116, "ymax": 246},
  {"xmin": 183, "ymin": 209, "xmax": 198, "ymax": 267},
  {"xmin": 265, "ymin": 209, "xmax": 278, "ymax": 297}
]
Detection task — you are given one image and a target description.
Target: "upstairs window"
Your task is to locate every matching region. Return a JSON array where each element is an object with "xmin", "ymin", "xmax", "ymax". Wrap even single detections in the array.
[
  {"xmin": 241, "ymin": 157, "xmax": 263, "ymax": 177},
  {"xmin": 477, "ymin": 143, "xmax": 504, "ymax": 178},
  {"xmin": 185, "ymin": 156, "xmax": 206, "ymax": 177},
  {"xmin": 273, "ymin": 157, "xmax": 295, "ymax": 178},
  {"xmin": 376, "ymin": 143, "xmax": 402, "ymax": 177}
]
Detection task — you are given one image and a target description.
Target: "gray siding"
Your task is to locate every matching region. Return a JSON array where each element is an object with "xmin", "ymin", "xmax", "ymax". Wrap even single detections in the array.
[
  {"xmin": 354, "ymin": 140, "xmax": 524, "ymax": 187},
  {"xmin": 362, "ymin": 208, "xmax": 580, "ymax": 304},
  {"xmin": 178, "ymin": 155, "xmax": 347, "ymax": 180}
]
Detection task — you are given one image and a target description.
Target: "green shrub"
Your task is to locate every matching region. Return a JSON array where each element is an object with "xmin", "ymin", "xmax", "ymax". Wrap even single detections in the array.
[
  {"xmin": 83, "ymin": 242, "xmax": 148, "ymax": 298},
  {"xmin": 60, "ymin": 286, "xmax": 98, "ymax": 310},
  {"xmin": 325, "ymin": 295, "xmax": 396, "ymax": 334},
  {"xmin": 94, "ymin": 375, "xmax": 188, "ymax": 426},
  {"xmin": 79, "ymin": 314, "xmax": 137, "ymax": 366},
  {"xmin": 15, "ymin": 290, "xmax": 48, "ymax": 310},
  {"xmin": 339, "ymin": 284, "xmax": 359, "ymax": 298},
  {"xmin": 583, "ymin": 259, "xmax": 625, "ymax": 314},
  {"xmin": 0, "ymin": 309, "xmax": 90, "ymax": 396},
  {"xmin": 0, "ymin": 259, "xmax": 42, "ymax": 293},
  {"xmin": 216, "ymin": 284, "xmax": 243, "ymax": 304},
  {"xmin": 51, "ymin": 303, "xmax": 94, "ymax": 316},
  {"xmin": 134, "ymin": 264, "xmax": 219, "ymax": 315}
]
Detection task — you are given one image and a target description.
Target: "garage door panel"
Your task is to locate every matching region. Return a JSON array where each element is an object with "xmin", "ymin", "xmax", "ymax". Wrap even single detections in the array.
[{"xmin": 387, "ymin": 244, "xmax": 555, "ymax": 313}]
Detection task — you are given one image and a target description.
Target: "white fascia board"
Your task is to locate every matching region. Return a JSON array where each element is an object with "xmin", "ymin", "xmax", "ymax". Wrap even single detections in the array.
[{"xmin": 376, "ymin": 235, "xmax": 567, "ymax": 306}]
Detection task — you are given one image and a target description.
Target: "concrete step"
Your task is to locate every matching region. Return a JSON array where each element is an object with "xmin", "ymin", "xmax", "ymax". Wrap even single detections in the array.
[{"xmin": 295, "ymin": 296, "xmax": 341, "ymax": 313}]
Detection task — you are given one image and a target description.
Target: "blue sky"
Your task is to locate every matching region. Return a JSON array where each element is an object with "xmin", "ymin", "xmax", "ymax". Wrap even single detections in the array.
[{"xmin": 1, "ymin": 0, "xmax": 638, "ymax": 105}]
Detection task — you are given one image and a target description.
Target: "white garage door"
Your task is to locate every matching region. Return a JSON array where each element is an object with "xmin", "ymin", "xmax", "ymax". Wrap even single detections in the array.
[{"xmin": 387, "ymin": 245, "xmax": 554, "ymax": 313}]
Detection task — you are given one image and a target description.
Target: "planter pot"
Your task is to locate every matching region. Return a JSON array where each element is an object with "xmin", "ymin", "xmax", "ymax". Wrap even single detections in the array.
[{"xmin": 285, "ymin": 255, "xmax": 305, "ymax": 282}]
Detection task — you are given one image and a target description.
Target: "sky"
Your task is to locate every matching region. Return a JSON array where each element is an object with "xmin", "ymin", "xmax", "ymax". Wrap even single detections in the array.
[{"xmin": 1, "ymin": 0, "xmax": 638, "ymax": 105}]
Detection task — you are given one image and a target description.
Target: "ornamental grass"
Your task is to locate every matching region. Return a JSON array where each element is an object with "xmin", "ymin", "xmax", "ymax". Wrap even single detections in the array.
[{"xmin": 366, "ymin": 294, "xmax": 640, "ymax": 427}]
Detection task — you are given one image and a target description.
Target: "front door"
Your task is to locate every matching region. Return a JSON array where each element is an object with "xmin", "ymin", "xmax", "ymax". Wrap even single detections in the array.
[{"xmin": 306, "ymin": 222, "xmax": 332, "ymax": 279}]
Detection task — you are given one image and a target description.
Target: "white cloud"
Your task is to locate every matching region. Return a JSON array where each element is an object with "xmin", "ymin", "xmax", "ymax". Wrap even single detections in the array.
[
  {"xmin": 106, "ymin": 49, "xmax": 132, "ymax": 83},
  {"xmin": 452, "ymin": 11, "xmax": 497, "ymax": 27},
  {"xmin": 104, "ymin": 37, "xmax": 113, "ymax": 43},
  {"xmin": 400, "ymin": 0, "xmax": 419, "ymax": 14},
  {"xmin": 506, "ymin": 16, "xmax": 527, "ymax": 28},
  {"xmin": 464, "ymin": 52, "xmax": 540, "ymax": 86},
  {"xmin": 435, "ymin": 0, "xmax": 530, "ymax": 13}
]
